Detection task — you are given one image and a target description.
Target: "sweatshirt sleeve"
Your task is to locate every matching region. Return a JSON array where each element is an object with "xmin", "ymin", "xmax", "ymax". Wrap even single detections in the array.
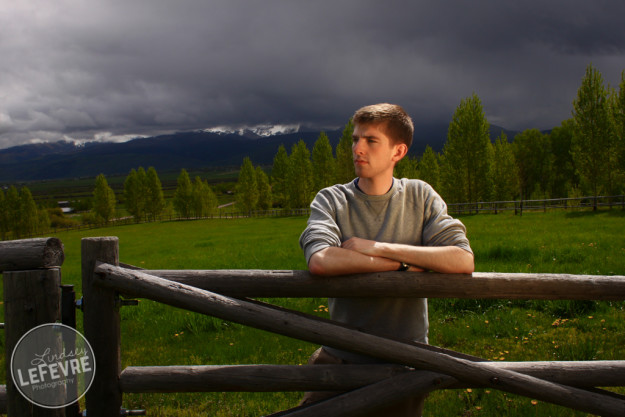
[
  {"xmin": 420, "ymin": 183, "xmax": 473, "ymax": 255},
  {"xmin": 299, "ymin": 189, "xmax": 343, "ymax": 264}
]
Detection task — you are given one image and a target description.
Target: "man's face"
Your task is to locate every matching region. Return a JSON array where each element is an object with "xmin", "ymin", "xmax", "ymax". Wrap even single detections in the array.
[{"xmin": 352, "ymin": 122, "xmax": 405, "ymax": 181}]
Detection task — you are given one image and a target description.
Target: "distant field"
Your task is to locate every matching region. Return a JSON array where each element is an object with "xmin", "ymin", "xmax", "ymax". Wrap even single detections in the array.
[
  {"xmin": 1, "ymin": 210, "xmax": 624, "ymax": 416},
  {"xmin": 22, "ymin": 167, "xmax": 240, "ymax": 201}
]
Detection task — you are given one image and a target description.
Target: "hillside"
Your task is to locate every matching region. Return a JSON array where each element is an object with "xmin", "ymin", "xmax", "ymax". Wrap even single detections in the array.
[{"xmin": 0, "ymin": 123, "xmax": 518, "ymax": 183}]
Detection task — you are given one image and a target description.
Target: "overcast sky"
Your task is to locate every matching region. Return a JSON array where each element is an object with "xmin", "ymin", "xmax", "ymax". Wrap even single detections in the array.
[{"xmin": 1, "ymin": 1, "xmax": 624, "ymax": 149}]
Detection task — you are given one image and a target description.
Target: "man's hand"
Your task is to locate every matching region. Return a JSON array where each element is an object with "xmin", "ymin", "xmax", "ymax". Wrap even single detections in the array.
[
  {"xmin": 309, "ymin": 237, "xmax": 473, "ymax": 276},
  {"xmin": 342, "ymin": 237, "xmax": 474, "ymax": 274},
  {"xmin": 342, "ymin": 237, "xmax": 425, "ymax": 272},
  {"xmin": 341, "ymin": 237, "xmax": 379, "ymax": 256}
]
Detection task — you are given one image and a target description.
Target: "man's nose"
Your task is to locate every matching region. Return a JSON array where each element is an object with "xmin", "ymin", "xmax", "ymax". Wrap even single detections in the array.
[{"xmin": 353, "ymin": 139, "xmax": 365, "ymax": 155}]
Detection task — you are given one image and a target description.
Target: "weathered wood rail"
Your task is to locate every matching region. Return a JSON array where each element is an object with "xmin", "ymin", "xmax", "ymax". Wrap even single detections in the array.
[
  {"xmin": 0, "ymin": 238, "xmax": 64, "ymax": 273},
  {"xmin": 119, "ymin": 361, "xmax": 625, "ymax": 393},
  {"xmin": 80, "ymin": 237, "xmax": 625, "ymax": 417},
  {"xmin": 143, "ymin": 269, "xmax": 625, "ymax": 299}
]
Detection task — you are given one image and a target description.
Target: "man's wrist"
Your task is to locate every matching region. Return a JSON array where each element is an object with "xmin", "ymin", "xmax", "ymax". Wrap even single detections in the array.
[{"xmin": 397, "ymin": 261, "xmax": 410, "ymax": 271}]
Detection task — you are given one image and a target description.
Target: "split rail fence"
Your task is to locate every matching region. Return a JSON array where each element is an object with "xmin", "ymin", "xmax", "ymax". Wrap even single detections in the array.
[
  {"xmin": 11, "ymin": 194, "xmax": 625, "ymax": 241},
  {"xmin": 2, "ymin": 236, "xmax": 625, "ymax": 416},
  {"xmin": 447, "ymin": 194, "xmax": 625, "ymax": 215}
]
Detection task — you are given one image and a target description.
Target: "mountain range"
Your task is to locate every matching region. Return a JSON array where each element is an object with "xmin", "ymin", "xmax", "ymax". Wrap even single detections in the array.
[{"xmin": 0, "ymin": 123, "xmax": 519, "ymax": 183}]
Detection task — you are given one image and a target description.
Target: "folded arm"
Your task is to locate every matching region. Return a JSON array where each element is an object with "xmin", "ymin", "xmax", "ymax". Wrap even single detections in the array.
[
  {"xmin": 309, "ymin": 237, "xmax": 474, "ymax": 276},
  {"xmin": 342, "ymin": 237, "xmax": 474, "ymax": 274},
  {"xmin": 308, "ymin": 246, "xmax": 402, "ymax": 276}
]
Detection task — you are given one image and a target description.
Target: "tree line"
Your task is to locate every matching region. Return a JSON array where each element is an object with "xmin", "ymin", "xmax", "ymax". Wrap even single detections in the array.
[
  {"xmin": 438, "ymin": 64, "xmax": 625, "ymax": 206},
  {"xmin": 0, "ymin": 186, "xmax": 49, "ymax": 239},
  {"xmin": 0, "ymin": 165, "xmax": 224, "ymax": 240},
  {"xmin": 2, "ymin": 63, "xmax": 622, "ymax": 240},
  {"xmin": 236, "ymin": 64, "xmax": 625, "ymax": 210},
  {"xmin": 92, "ymin": 167, "xmax": 221, "ymax": 223},
  {"xmin": 234, "ymin": 126, "xmax": 358, "ymax": 211}
]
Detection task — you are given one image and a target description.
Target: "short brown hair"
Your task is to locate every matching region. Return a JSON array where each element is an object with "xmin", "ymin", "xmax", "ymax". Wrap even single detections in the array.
[{"xmin": 352, "ymin": 103, "xmax": 414, "ymax": 148}]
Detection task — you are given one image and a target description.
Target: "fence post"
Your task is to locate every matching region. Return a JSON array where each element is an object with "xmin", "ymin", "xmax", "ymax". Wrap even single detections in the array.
[
  {"xmin": 0, "ymin": 386, "xmax": 6, "ymax": 416},
  {"xmin": 3, "ymin": 268, "xmax": 64, "ymax": 417},
  {"xmin": 81, "ymin": 237, "xmax": 121, "ymax": 417},
  {"xmin": 61, "ymin": 285, "xmax": 80, "ymax": 417},
  {"xmin": 0, "ymin": 238, "xmax": 65, "ymax": 272}
]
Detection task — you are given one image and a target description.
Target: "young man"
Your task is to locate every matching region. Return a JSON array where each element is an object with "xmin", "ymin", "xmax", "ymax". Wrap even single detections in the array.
[{"xmin": 298, "ymin": 103, "xmax": 474, "ymax": 415}]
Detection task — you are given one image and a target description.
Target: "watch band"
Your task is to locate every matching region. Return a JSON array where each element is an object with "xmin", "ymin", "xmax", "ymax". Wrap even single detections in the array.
[{"xmin": 397, "ymin": 262, "xmax": 410, "ymax": 271}]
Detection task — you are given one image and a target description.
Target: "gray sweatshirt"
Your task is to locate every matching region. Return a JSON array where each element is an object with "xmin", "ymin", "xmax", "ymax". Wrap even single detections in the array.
[{"xmin": 299, "ymin": 178, "xmax": 472, "ymax": 363}]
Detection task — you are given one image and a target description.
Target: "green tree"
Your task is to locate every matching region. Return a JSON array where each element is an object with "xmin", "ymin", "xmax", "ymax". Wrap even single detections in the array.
[
  {"xmin": 418, "ymin": 145, "xmax": 440, "ymax": 190},
  {"xmin": 5, "ymin": 186, "xmax": 20, "ymax": 237},
  {"xmin": 124, "ymin": 168, "xmax": 144, "ymax": 222},
  {"xmin": 549, "ymin": 120, "xmax": 578, "ymax": 197},
  {"xmin": 492, "ymin": 133, "xmax": 518, "ymax": 201},
  {"xmin": 513, "ymin": 129, "xmax": 552, "ymax": 199},
  {"xmin": 394, "ymin": 155, "xmax": 418, "ymax": 179},
  {"xmin": 0, "ymin": 189, "xmax": 7, "ymax": 239},
  {"xmin": 256, "ymin": 166, "xmax": 273, "ymax": 210},
  {"xmin": 191, "ymin": 176, "xmax": 218, "ymax": 217},
  {"xmin": 441, "ymin": 93, "xmax": 493, "ymax": 203},
  {"xmin": 572, "ymin": 64, "xmax": 616, "ymax": 205},
  {"xmin": 19, "ymin": 187, "xmax": 40, "ymax": 237},
  {"xmin": 37, "ymin": 207, "xmax": 50, "ymax": 235},
  {"xmin": 136, "ymin": 167, "xmax": 148, "ymax": 218},
  {"xmin": 173, "ymin": 169, "xmax": 193, "ymax": 218},
  {"xmin": 93, "ymin": 174, "xmax": 117, "ymax": 223},
  {"xmin": 335, "ymin": 119, "xmax": 355, "ymax": 184},
  {"xmin": 191, "ymin": 177, "xmax": 204, "ymax": 218},
  {"xmin": 205, "ymin": 183, "xmax": 219, "ymax": 216},
  {"xmin": 145, "ymin": 167, "xmax": 166, "ymax": 221},
  {"xmin": 271, "ymin": 145, "xmax": 290, "ymax": 208},
  {"xmin": 287, "ymin": 140, "xmax": 314, "ymax": 208},
  {"xmin": 236, "ymin": 157, "xmax": 258, "ymax": 212},
  {"xmin": 610, "ymin": 72, "xmax": 625, "ymax": 193},
  {"xmin": 312, "ymin": 132, "xmax": 336, "ymax": 191}
]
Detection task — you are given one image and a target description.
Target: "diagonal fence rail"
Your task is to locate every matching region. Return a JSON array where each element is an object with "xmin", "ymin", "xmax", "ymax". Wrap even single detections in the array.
[
  {"xmin": 3, "ymin": 236, "xmax": 622, "ymax": 415},
  {"xmin": 80, "ymin": 237, "xmax": 625, "ymax": 417}
]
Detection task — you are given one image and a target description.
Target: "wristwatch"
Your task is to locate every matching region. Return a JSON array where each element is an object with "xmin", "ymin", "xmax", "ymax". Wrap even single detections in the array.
[{"xmin": 397, "ymin": 262, "xmax": 410, "ymax": 271}]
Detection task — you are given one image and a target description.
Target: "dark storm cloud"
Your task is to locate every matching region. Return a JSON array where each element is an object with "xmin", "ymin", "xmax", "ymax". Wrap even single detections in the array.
[{"xmin": 1, "ymin": 0, "xmax": 624, "ymax": 148}]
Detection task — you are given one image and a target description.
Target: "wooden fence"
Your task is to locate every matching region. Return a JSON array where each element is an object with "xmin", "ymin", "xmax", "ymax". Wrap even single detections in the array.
[
  {"xmin": 6, "ymin": 194, "xmax": 625, "ymax": 242},
  {"xmin": 447, "ymin": 194, "xmax": 625, "ymax": 215},
  {"xmin": 2, "ymin": 236, "xmax": 625, "ymax": 416},
  {"xmin": 83, "ymin": 237, "xmax": 625, "ymax": 417}
]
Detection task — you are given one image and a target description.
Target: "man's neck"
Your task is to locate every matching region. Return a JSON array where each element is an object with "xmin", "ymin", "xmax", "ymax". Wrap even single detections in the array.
[{"xmin": 356, "ymin": 176, "xmax": 394, "ymax": 196}]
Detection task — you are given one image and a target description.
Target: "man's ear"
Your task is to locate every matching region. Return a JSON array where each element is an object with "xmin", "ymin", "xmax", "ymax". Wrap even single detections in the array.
[{"xmin": 392, "ymin": 143, "xmax": 408, "ymax": 162}]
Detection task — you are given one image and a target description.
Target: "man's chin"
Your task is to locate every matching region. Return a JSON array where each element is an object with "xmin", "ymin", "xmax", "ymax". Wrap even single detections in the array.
[{"xmin": 353, "ymin": 164, "xmax": 368, "ymax": 175}]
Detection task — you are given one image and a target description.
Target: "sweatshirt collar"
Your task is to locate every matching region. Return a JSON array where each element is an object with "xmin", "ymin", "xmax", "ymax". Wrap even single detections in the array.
[{"xmin": 352, "ymin": 177, "xmax": 399, "ymax": 200}]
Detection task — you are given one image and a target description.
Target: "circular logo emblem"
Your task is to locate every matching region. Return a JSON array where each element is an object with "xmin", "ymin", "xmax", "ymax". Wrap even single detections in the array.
[{"xmin": 10, "ymin": 323, "xmax": 96, "ymax": 408}]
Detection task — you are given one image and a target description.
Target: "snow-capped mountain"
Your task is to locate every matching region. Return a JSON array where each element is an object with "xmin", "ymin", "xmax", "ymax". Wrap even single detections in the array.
[{"xmin": 201, "ymin": 124, "xmax": 302, "ymax": 139}]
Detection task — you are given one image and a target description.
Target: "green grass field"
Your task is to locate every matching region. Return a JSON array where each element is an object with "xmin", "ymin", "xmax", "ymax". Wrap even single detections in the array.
[{"xmin": 1, "ymin": 210, "xmax": 624, "ymax": 416}]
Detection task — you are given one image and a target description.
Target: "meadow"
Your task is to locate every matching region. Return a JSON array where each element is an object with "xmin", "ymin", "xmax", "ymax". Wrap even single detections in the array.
[{"xmin": 1, "ymin": 210, "xmax": 624, "ymax": 416}]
